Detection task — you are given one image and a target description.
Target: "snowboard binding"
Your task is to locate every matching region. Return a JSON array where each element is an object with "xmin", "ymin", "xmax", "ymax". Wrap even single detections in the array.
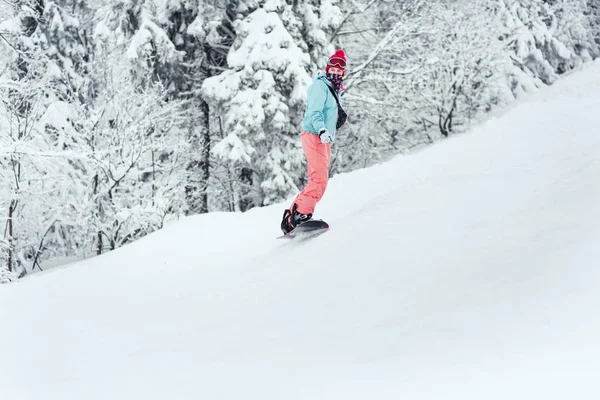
[{"xmin": 280, "ymin": 203, "xmax": 312, "ymax": 234}]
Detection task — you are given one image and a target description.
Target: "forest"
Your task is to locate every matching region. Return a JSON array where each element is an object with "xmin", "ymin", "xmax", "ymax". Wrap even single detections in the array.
[{"xmin": 1, "ymin": 0, "xmax": 598, "ymax": 279}]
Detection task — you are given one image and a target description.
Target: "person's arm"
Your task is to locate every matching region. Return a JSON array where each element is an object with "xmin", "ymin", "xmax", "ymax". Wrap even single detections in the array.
[{"xmin": 305, "ymin": 81, "xmax": 328, "ymax": 132}]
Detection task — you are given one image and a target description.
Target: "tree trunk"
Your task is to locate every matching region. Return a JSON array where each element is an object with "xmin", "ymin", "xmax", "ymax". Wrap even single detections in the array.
[
  {"xmin": 184, "ymin": 102, "xmax": 210, "ymax": 215},
  {"xmin": 238, "ymin": 167, "xmax": 254, "ymax": 212},
  {"xmin": 92, "ymin": 173, "xmax": 104, "ymax": 255},
  {"xmin": 198, "ymin": 100, "xmax": 210, "ymax": 213},
  {"xmin": 97, "ymin": 231, "xmax": 103, "ymax": 255},
  {"xmin": 7, "ymin": 200, "xmax": 16, "ymax": 273}
]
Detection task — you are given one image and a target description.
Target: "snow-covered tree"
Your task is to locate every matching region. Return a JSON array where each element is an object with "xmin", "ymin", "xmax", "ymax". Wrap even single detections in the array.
[
  {"xmin": 202, "ymin": 0, "xmax": 342, "ymax": 211},
  {"xmin": 82, "ymin": 1, "xmax": 188, "ymax": 254},
  {"xmin": 404, "ymin": 0, "xmax": 510, "ymax": 137},
  {"xmin": 83, "ymin": 81, "xmax": 185, "ymax": 254},
  {"xmin": 331, "ymin": 0, "xmax": 599, "ymax": 174},
  {"xmin": 549, "ymin": 0, "xmax": 599, "ymax": 63},
  {"xmin": 498, "ymin": 0, "xmax": 598, "ymax": 88},
  {"xmin": 0, "ymin": 4, "xmax": 81, "ymax": 276},
  {"xmin": 36, "ymin": 1, "xmax": 94, "ymax": 102},
  {"xmin": 0, "ymin": 257, "xmax": 16, "ymax": 283},
  {"xmin": 587, "ymin": 0, "xmax": 600, "ymax": 45},
  {"xmin": 328, "ymin": 0, "xmax": 434, "ymax": 171},
  {"xmin": 149, "ymin": 0, "xmax": 234, "ymax": 215}
]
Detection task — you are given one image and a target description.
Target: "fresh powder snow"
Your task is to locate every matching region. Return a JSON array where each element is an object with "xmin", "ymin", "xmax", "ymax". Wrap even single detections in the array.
[{"xmin": 1, "ymin": 60, "xmax": 600, "ymax": 399}]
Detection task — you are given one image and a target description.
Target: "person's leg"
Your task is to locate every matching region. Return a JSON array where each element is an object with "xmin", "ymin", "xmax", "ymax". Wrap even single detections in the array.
[{"xmin": 293, "ymin": 132, "xmax": 331, "ymax": 215}]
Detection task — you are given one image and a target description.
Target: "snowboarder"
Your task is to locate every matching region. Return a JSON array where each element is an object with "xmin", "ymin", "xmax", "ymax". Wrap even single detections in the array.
[{"xmin": 280, "ymin": 49, "xmax": 348, "ymax": 234}]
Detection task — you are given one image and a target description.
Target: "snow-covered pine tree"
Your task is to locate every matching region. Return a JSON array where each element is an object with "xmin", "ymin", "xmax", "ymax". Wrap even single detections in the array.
[
  {"xmin": 587, "ymin": 0, "xmax": 600, "ymax": 45},
  {"xmin": 150, "ymin": 0, "xmax": 239, "ymax": 216},
  {"xmin": 498, "ymin": 0, "xmax": 598, "ymax": 93},
  {"xmin": 548, "ymin": 0, "xmax": 599, "ymax": 64},
  {"xmin": 202, "ymin": 0, "xmax": 342, "ymax": 211},
  {"xmin": 38, "ymin": 1, "xmax": 95, "ymax": 102},
  {"xmin": 293, "ymin": 0, "xmax": 344, "ymax": 65},
  {"xmin": 157, "ymin": 1, "xmax": 211, "ymax": 216}
]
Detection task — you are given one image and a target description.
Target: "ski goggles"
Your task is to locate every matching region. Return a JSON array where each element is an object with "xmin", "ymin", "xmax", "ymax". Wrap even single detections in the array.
[{"xmin": 327, "ymin": 58, "xmax": 346, "ymax": 68}]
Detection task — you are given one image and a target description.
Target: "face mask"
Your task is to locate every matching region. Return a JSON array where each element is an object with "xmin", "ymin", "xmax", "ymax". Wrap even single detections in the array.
[{"xmin": 326, "ymin": 73, "xmax": 344, "ymax": 91}]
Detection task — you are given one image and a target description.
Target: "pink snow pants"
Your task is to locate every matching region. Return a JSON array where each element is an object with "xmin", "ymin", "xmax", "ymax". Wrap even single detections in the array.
[{"xmin": 292, "ymin": 131, "xmax": 331, "ymax": 215}]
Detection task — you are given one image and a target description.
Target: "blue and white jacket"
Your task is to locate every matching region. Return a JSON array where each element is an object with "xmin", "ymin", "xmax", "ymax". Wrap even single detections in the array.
[{"xmin": 300, "ymin": 72, "xmax": 342, "ymax": 141}]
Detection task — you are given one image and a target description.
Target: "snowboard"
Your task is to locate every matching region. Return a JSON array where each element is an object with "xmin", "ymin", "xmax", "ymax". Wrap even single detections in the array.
[{"xmin": 277, "ymin": 219, "xmax": 329, "ymax": 239}]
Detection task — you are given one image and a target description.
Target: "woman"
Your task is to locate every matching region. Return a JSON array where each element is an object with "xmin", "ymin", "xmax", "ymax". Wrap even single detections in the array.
[{"xmin": 281, "ymin": 49, "xmax": 348, "ymax": 234}]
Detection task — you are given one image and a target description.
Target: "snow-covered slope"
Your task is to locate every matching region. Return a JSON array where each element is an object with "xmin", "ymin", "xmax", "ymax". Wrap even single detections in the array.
[{"xmin": 2, "ymin": 61, "xmax": 600, "ymax": 400}]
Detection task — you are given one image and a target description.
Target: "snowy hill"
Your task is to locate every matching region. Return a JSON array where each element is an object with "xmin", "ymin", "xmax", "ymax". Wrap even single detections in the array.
[{"xmin": 2, "ymin": 60, "xmax": 600, "ymax": 400}]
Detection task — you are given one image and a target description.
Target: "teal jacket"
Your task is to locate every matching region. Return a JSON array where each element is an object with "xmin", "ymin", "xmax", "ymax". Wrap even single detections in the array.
[{"xmin": 301, "ymin": 73, "xmax": 341, "ymax": 140}]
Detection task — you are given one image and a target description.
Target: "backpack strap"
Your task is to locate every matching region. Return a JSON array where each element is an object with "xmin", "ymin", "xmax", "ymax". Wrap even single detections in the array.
[
  {"xmin": 326, "ymin": 84, "xmax": 341, "ymax": 107},
  {"xmin": 325, "ymin": 84, "xmax": 347, "ymax": 130}
]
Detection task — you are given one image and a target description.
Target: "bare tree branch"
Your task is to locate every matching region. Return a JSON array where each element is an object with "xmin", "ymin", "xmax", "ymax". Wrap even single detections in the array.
[{"xmin": 329, "ymin": 0, "xmax": 380, "ymax": 42}]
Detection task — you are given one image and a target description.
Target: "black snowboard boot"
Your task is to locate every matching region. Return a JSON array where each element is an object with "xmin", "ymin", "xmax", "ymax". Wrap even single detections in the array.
[{"xmin": 280, "ymin": 203, "xmax": 312, "ymax": 234}]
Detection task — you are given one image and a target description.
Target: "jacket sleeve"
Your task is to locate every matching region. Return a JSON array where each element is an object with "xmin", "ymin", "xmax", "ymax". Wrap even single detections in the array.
[{"xmin": 305, "ymin": 81, "xmax": 328, "ymax": 132}]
